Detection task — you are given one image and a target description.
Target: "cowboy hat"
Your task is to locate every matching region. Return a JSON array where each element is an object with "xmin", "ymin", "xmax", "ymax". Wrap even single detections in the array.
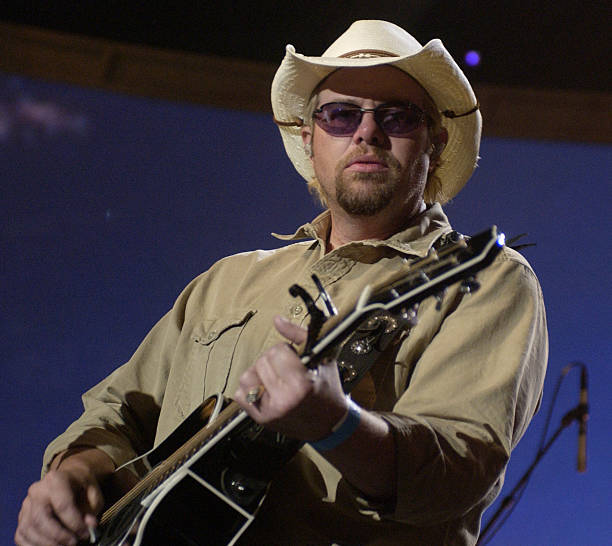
[{"xmin": 271, "ymin": 20, "xmax": 481, "ymax": 203}]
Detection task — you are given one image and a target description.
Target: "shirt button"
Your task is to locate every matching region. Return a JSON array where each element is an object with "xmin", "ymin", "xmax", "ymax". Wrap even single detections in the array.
[
  {"xmin": 290, "ymin": 304, "xmax": 303, "ymax": 317},
  {"xmin": 206, "ymin": 331, "xmax": 217, "ymax": 341}
]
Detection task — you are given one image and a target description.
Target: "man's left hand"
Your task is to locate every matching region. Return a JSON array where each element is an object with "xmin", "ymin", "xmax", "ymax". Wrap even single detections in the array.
[{"xmin": 234, "ymin": 315, "xmax": 348, "ymax": 442}]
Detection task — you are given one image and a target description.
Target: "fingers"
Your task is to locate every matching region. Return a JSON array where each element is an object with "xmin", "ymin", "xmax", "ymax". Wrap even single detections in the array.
[
  {"xmin": 16, "ymin": 494, "xmax": 76, "ymax": 546},
  {"xmin": 274, "ymin": 315, "xmax": 307, "ymax": 345},
  {"xmin": 15, "ymin": 470, "xmax": 99, "ymax": 546},
  {"xmin": 234, "ymin": 315, "xmax": 347, "ymax": 441},
  {"xmin": 258, "ymin": 352, "xmax": 313, "ymax": 418},
  {"xmin": 16, "ymin": 495, "xmax": 81, "ymax": 546},
  {"xmin": 235, "ymin": 342, "xmax": 309, "ymax": 414},
  {"xmin": 51, "ymin": 473, "xmax": 99, "ymax": 537},
  {"xmin": 85, "ymin": 482, "xmax": 104, "ymax": 517}
]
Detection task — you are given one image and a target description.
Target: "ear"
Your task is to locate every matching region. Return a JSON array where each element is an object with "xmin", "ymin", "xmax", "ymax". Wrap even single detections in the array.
[
  {"xmin": 429, "ymin": 128, "xmax": 448, "ymax": 161},
  {"xmin": 428, "ymin": 127, "xmax": 448, "ymax": 172},
  {"xmin": 301, "ymin": 126, "xmax": 313, "ymax": 158}
]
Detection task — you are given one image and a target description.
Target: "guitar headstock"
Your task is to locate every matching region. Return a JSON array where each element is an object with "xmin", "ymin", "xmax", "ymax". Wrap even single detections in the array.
[
  {"xmin": 293, "ymin": 226, "xmax": 505, "ymax": 366},
  {"xmin": 372, "ymin": 226, "xmax": 505, "ymax": 308}
]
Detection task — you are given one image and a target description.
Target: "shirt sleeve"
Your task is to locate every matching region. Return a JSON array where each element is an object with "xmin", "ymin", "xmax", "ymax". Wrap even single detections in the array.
[
  {"xmin": 355, "ymin": 249, "xmax": 548, "ymax": 525},
  {"xmin": 41, "ymin": 282, "xmax": 194, "ymax": 477}
]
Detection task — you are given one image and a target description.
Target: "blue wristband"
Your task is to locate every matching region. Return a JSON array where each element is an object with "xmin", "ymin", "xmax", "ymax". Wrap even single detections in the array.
[{"xmin": 310, "ymin": 399, "xmax": 361, "ymax": 452}]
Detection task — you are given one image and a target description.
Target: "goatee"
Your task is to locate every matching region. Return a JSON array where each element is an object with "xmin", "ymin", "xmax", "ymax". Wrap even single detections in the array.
[{"xmin": 334, "ymin": 148, "xmax": 402, "ymax": 216}]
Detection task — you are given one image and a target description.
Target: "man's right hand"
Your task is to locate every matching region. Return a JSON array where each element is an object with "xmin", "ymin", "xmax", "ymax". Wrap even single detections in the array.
[{"xmin": 15, "ymin": 449, "xmax": 111, "ymax": 546}]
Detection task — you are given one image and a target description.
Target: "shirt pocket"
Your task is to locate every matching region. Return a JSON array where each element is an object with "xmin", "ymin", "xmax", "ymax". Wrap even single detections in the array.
[{"xmin": 177, "ymin": 309, "xmax": 256, "ymax": 417}]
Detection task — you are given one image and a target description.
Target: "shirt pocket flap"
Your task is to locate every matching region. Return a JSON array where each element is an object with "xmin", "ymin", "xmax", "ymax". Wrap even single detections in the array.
[{"xmin": 193, "ymin": 309, "xmax": 256, "ymax": 346}]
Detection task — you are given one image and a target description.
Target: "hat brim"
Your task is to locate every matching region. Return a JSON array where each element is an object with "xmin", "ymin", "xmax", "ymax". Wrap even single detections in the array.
[{"xmin": 271, "ymin": 40, "xmax": 481, "ymax": 202}]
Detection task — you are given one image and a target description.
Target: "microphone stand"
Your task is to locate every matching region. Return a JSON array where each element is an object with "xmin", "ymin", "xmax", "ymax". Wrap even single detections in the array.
[{"xmin": 477, "ymin": 403, "xmax": 588, "ymax": 544}]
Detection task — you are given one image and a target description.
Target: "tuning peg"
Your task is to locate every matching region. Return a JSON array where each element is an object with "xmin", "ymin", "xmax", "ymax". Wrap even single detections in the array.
[
  {"xmin": 398, "ymin": 303, "xmax": 419, "ymax": 328},
  {"xmin": 434, "ymin": 288, "xmax": 447, "ymax": 310},
  {"xmin": 338, "ymin": 360, "xmax": 359, "ymax": 382},
  {"xmin": 460, "ymin": 276, "xmax": 480, "ymax": 294}
]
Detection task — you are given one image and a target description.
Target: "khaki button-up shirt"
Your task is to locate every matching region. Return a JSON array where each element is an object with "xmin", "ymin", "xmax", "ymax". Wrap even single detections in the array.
[{"xmin": 43, "ymin": 204, "xmax": 548, "ymax": 545}]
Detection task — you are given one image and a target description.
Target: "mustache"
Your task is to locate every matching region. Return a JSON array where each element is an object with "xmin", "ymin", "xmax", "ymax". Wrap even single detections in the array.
[{"xmin": 337, "ymin": 145, "xmax": 400, "ymax": 171}]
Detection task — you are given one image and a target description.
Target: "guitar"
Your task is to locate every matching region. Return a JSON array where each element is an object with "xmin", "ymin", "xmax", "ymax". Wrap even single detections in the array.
[{"xmin": 92, "ymin": 227, "xmax": 505, "ymax": 545}]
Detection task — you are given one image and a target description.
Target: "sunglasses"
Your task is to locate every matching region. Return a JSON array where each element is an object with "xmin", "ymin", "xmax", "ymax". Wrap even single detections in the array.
[{"xmin": 312, "ymin": 101, "xmax": 428, "ymax": 137}]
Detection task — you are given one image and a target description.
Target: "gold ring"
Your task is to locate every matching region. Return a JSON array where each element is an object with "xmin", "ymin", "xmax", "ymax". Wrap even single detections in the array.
[{"xmin": 246, "ymin": 385, "xmax": 264, "ymax": 404}]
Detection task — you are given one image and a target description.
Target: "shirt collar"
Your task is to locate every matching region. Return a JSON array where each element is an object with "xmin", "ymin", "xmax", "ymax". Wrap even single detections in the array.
[{"xmin": 272, "ymin": 203, "xmax": 453, "ymax": 258}]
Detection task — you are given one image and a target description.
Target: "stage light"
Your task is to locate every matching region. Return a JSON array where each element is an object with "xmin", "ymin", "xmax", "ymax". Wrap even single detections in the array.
[{"xmin": 464, "ymin": 50, "xmax": 481, "ymax": 67}]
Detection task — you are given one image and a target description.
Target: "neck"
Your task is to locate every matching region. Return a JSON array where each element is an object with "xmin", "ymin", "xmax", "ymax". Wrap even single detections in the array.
[{"xmin": 326, "ymin": 201, "xmax": 426, "ymax": 251}]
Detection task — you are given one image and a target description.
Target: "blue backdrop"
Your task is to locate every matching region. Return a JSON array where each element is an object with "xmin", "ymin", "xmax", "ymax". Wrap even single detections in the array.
[{"xmin": 2, "ymin": 72, "xmax": 611, "ymax": 544}]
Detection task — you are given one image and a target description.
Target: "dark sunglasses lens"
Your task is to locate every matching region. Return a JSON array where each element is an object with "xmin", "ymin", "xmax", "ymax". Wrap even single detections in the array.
[
  {"xmin": 314, "ymin": 103, "xmax": 425, "ymax": 136},
  {"xmin": 314, "ymin": 104, "xmax": 362, "ymax": 135},
  {"xmin": 377, "ymin": 106, "xmax": 424, "ymax": 136}
]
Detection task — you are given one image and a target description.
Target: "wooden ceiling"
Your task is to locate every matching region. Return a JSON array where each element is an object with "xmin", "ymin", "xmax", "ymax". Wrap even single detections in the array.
[{"xmin": 1, "ymin": 22, "xmax": 610, "ymax": 144}]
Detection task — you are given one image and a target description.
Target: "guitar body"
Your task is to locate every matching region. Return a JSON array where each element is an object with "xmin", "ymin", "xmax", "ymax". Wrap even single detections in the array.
[{"xmin": 96, "ymin": 396, "xmax": 301, "ymax": 545}]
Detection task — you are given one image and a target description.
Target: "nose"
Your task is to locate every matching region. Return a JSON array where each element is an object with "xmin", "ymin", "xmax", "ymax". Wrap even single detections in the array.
[{"xmin": 352, "ymin": 111, "xmax": 388, "ymax": 147}]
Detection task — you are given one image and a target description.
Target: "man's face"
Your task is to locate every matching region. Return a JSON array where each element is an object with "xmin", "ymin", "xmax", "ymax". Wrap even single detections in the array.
[{"xmin": 302, "ymin": 66, "xmax": 439, "ymax": 220}]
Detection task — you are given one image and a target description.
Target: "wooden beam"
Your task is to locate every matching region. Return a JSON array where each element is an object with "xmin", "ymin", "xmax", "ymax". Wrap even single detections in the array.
[
  {"xmin": 1, "ymin": 21, "xmax": 610, "ymax": 143},
  {"xmin": 475, "ymin": 84, "xmax": 611, "ymax": 143}
]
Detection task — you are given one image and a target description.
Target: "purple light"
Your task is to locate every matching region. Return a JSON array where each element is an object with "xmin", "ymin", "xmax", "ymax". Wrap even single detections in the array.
[{"xmin": 464, "ymin": 50, "xmax": 481, "ymax": 67}]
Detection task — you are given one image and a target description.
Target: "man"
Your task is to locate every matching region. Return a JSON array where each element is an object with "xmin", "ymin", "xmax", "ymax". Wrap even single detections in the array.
[{"xmin": 16, "ymin": 20, "xmax": 547, "ymax": 545}]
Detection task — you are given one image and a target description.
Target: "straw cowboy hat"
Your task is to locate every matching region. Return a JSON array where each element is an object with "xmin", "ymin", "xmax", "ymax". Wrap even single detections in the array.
[{"xmin": 271, "ymin": 20, "xmax": 481, "ymax": 203}]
